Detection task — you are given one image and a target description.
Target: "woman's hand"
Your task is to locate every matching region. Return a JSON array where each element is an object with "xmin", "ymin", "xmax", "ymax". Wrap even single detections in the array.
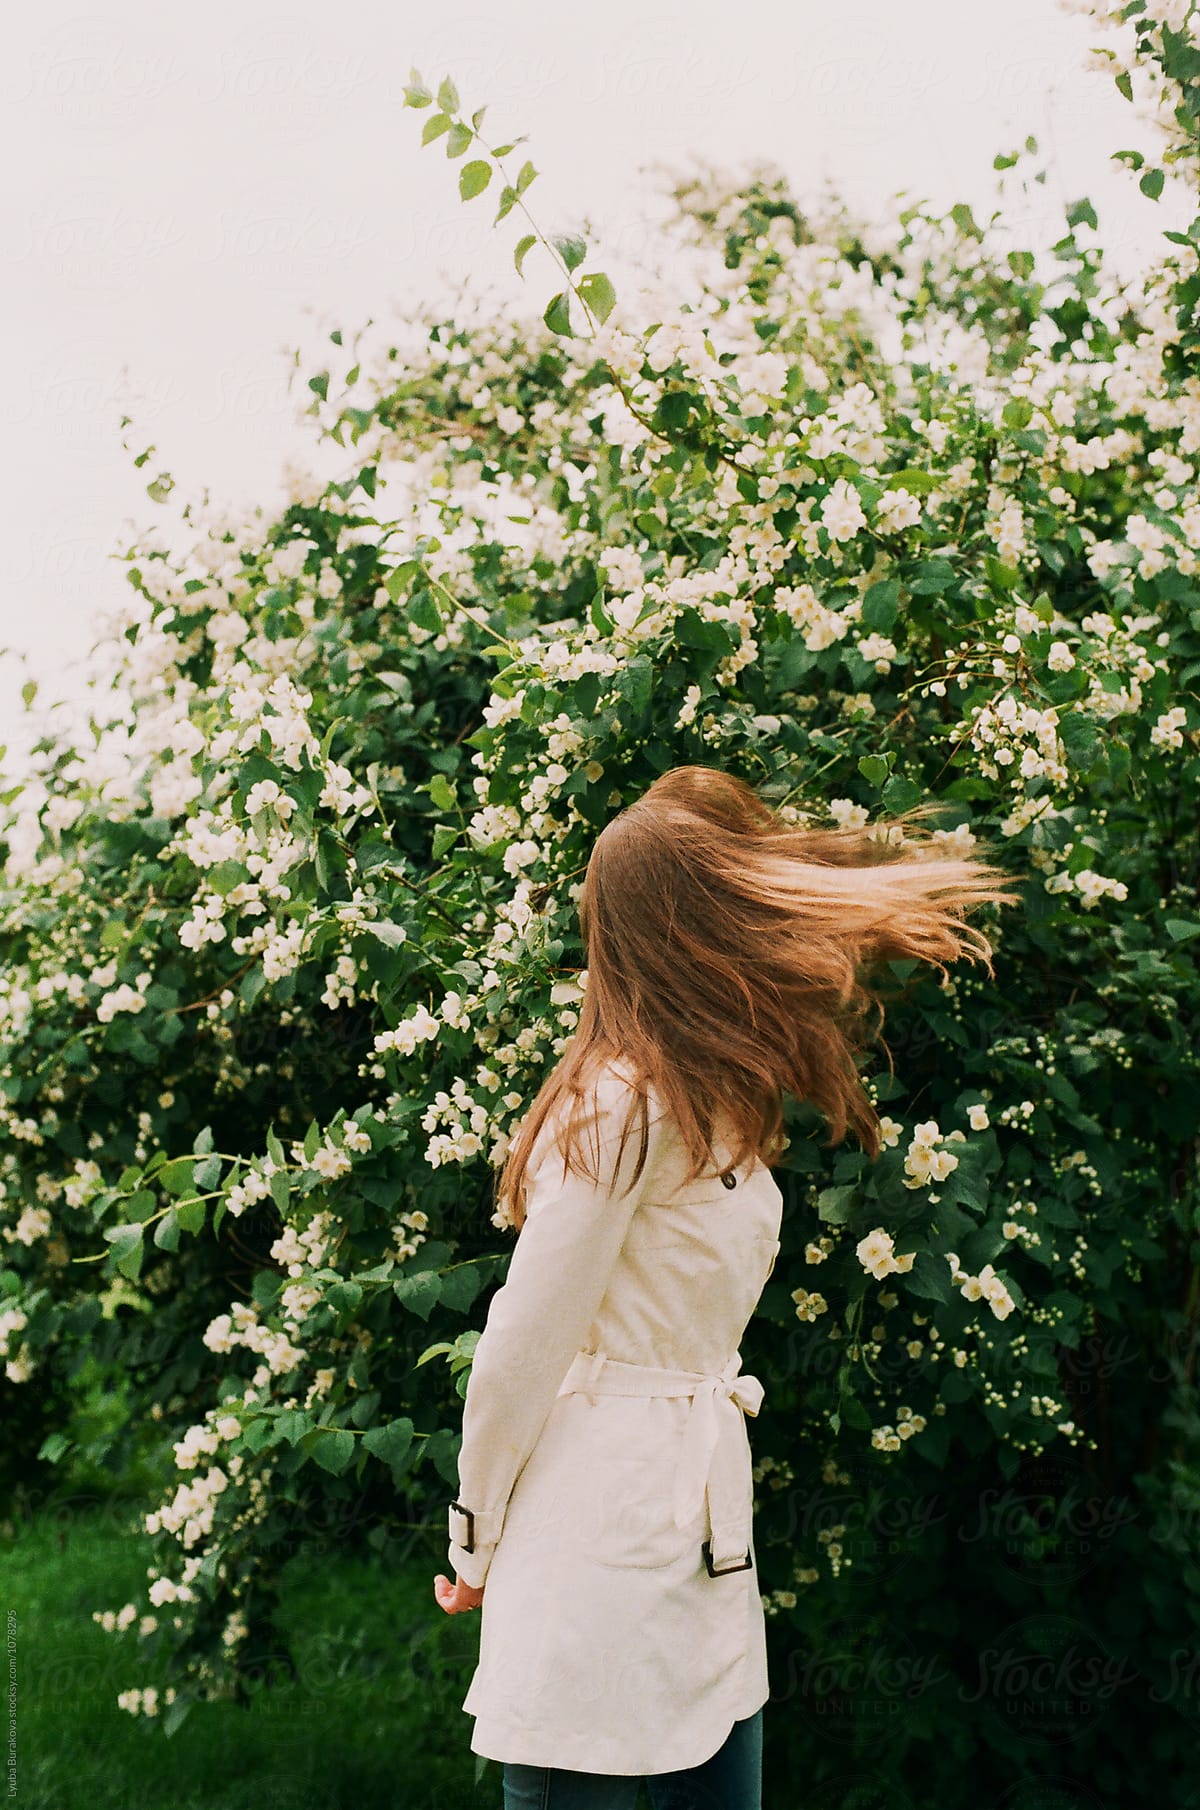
[{"xmin": 434, "ymin": 1572, "xmax": 485, "ymax": 1614}]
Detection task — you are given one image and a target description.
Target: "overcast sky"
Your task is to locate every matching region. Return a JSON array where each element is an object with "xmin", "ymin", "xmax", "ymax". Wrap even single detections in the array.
[{"xmin": 1, "ymin": 0, "xmax": 1187, "ymax": 786}]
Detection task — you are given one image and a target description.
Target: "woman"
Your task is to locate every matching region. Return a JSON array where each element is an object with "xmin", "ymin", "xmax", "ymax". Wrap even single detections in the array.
[{"xmin": 433, "ymin": 763, "xmax": 1019, "ymax": 1809}]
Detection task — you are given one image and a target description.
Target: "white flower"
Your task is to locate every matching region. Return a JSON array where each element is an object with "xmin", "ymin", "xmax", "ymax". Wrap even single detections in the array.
[
  {"xmin": 311, "ymin": 1145, "xmax": 352, "ymax": 1180},
  {"xmin": 828, "ymin": 797, "xmax": 869, "ymax": 830},
  {"xmin": 876, "ymin": 488, "xmax": 922, "ymax": 533},
  {"xmin": 790, "ymin": 1287, "xmax": 829, "ymax": 1322},
  {"xmin": 858, "ymin": 633, "xmax": 898, "ymax": 673},
  {"xmin": 96, "ymin": 984, "xmax": 148, "ymax": 1024},
  {"xmin": 820, "ymin": 478, "xmax": 867, "ymax": 544},
  {"xmin": 440, "ymin": 990, "xmax": 471, "ymax": 1030},
  {"xmin": 856, "ymin": 1227, "xmax": 896, "ymax": 1280},
  {"xmin": 1150, "ymin": 707, "xmax": 1187, "ymax": 750}
]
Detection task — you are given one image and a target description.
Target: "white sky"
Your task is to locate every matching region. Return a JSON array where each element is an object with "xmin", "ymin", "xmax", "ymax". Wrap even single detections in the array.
[{"xmin": 1, "ymin": 0, "xmax": 1187, "ymax": 785}]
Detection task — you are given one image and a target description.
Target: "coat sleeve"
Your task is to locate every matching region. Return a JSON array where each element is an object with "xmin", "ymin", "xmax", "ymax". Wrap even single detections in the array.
[{"xmin": 447, "ymin": 1070, "xmax": 670, "ymax": 1588}]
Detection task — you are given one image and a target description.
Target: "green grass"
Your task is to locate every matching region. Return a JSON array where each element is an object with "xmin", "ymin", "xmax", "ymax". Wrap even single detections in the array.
[{"xmin": 2, "ymin": 1496, "xmax": 497, "ymax": 1810}]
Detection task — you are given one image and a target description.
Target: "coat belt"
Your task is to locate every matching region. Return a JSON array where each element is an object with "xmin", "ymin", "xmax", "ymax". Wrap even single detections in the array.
[{"xmin": 556, "ymin": 1349, "xmax": 764, "ymax": 1569}]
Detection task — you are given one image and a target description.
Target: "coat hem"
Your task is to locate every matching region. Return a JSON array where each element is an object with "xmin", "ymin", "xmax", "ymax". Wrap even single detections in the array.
[{"xmin": 465, "ymin": 1683, "xmax": 769, "ymax": 1777}]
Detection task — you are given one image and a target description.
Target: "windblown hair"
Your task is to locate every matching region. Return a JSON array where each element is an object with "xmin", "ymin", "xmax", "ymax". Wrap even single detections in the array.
[{"xmin": 495, "ymin": 764, "xmax": 1023, "ymax": 1230}]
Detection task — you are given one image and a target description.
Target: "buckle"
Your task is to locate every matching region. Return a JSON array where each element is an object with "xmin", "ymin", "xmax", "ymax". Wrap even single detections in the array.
[
  {"xmin": 449, "ymin": 1499, "xmax": 476, "ymax": 1553},
  {"xmin": 702, "ymin": 1539, "xmax": 753, "ymax": 1576}
]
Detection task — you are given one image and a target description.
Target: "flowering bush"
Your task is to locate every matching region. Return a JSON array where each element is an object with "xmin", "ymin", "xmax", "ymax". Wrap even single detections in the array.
[{"xmin": 3, "ymin": 2, "xmax": 1200, "ymax": 1795}]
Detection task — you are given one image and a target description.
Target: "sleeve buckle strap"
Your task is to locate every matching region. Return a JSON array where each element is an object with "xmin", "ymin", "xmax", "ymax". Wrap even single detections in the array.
[
  {"xmin": 448, "ymin": 1499, "xmax": 475, "ymax": 1553},
  {"xmin": 702, "ymin": 1539, "xmax": 753, "ymax": 1576},
  {"xmin": 449, "ymin": 1500, "xmax": 508, "ymax": 1551}
]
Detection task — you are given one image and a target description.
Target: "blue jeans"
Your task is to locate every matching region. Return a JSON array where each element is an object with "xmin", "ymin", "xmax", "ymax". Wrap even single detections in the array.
[{"xmin": 500, "ymin": 1707, "xmax": 762, "ymax": 1810}]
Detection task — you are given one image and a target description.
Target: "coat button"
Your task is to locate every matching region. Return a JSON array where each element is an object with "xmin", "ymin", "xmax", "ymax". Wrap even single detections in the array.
[{"xmin": 721, "ymin": 1171, "xmax": 737, "ymax": 1190}]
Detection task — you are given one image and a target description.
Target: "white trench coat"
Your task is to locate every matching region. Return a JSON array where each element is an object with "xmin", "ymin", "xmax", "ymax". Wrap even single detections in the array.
[{"xmin": 445, "ymin": 1055, "xmax": 784, "ymax": 1776}]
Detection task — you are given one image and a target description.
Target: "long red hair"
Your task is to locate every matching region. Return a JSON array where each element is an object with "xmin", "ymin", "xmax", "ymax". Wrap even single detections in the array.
[{"xmin": 495, "ymin": 764, "xmax": 1022, "ymax": 1229}]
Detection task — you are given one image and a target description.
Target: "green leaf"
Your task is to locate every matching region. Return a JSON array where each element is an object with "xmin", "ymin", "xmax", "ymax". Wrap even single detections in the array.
[
  {"xmin": 163, "ymin": 1696, "xmax": 193, "ymax": 1738},
  {"xmin": 673, "ymin": 607, "xmax": 731, "ymax": 655},
  {"xmin": 153, "ymin": 1209, "xmax": 180, "ymax": 1252},
  {"xmin": 905, "ymin": 1251, "xmax": 953, "ymax": 1303},
  {"xmin": 403, "ymin": 70, "xmax": 432, "ymax": 108},
  {"xmin": 409, "ymin": 588, "xmax": 443, "ymax": 634},
  {"xmin": 363, "ymin": 1418, "xmax": 415, "ymax": 1469},
  {"xmin": 436, "ymin": 75, "xmax": 459, "ymax": 114},
  {"xmin": 367, "ymin": 921, "xmax": 409, "ymax": 949},
  {"xmin": 308, "ymin": 372, "xmax": 329, "ymax": 403},
  {"xmin": 327, "ymin": 1280, "xmax": 363, "ymax": 1315},
  {"xmin": 159, "ymin": 1159, "xmax": 197, "ymax": 1197},
  {"xmin": 393, "ymin": 1270, "xmax": 444, "ymax": 1320},
  {"xmin": 307, "ymin": 1428, "xmax": 356, "ymax": 1476},
  {"xmin": 544, "ymin": 291, "xmax": 573, "ymax": 338},
  {"xmin": 1059, "ymin": 711, "xmax": 1100, "ymax": 768},
  {"xmin": 882, "ymin": 775, "xmax": 924, "ymax": 813},
  {"xmin": 123, "ymin": 1189, "xmax": 157, "ymax": 1223},
  {"xmin": 578, "ymin": 271, "xmax": 617, "ymax": 324},
  {"xmin": 445, "ymin": 121, "xmax": 472, "ymax": 158},
  {"xmin": 613, "ymin": 656, "xmax": 653, "ymax": 726},
  {"xmin": 459, "ymin": 159, "xmax": 492, "ymax": 200},
  {"xmin": 858, "ymin": 753, "xmax": 894, "ymax": 788},
  {"xmin": 276, "ymin": 1408, "xmax": 313, "ymax": 1446},
  {"xmin": 908, "ymin": 558, "xmax": 956, "ymax": 595},
  {"xmin": 553, "ymin": 234, "xmax": 587, "ymax": 272},
  {"xmin": 429, "ymin": 773, "xmax": 457, "ymax": 812},
  {"xmin": 886, "ymin": 467, "xmax": 938, "ymax": 495},
  {"xmin": 240, "ymin": 966, "xmax": 266, "ymax": 1009},
  {"xmin": 195, "ymin": 1155, "xmax": 222, "ymax": 1191},
  {"xmin": 514, "ymin": 233, "xmax": 537, "ymax": 276},
  {"xmin": 1165, "ymin": 919, "xmax": 1200, "ymax": 943},
  {"xmin": 984, "ymin": 554, "xmax": 1020, "ymax": 593},
  {"xmin": 207, "ymin": 860, "xmax": 250, "ymax": 897},
  {"xmin": 861, "ymin": 579, "xmax": 900, "ymax": 632},
  {"xmin": 516, "ymin": 160, "xmax": 537, "ymax": 195},
  {"xmin": 349, "ymin": 1390, "xmax": 381, "ymax": 1428},
  {"xmin": 439, "ymin": 1266, "xmax": 485, "ymax": 1313},
  {"xmin": 1140, "ymin": 168, "xmax": 1165, "ymax": 200},
  {"xmin": 103, "ymin": 1223, "xmax": 144, "ymax": 1281},
  {"xmin": 816, "ymin": 1184, "xmax": 857, "ymax": 1225},
  {"xmin": 495, "ymin": 185, "xmax": 518, "ymax": 223},
  {"xmin": 241, "ymin": 1417, "xmax": 273, "ymax": 1453},
  {"xmin": 421, "ymin": 112, "xmax": 451, "ymax": 146},
  {"xmin": 175, "ymin": 1196, "xmax": 207, "ymax": 1235},
  {"xmin": 423, "ymin": 1427, "xmax": 462, "ymax": 1487}
]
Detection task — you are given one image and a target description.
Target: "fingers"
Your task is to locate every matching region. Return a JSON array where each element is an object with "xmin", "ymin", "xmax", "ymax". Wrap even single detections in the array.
[{"xmin": 434, "ymin": 1573, "xmax": 482, "ymax": 1614}]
